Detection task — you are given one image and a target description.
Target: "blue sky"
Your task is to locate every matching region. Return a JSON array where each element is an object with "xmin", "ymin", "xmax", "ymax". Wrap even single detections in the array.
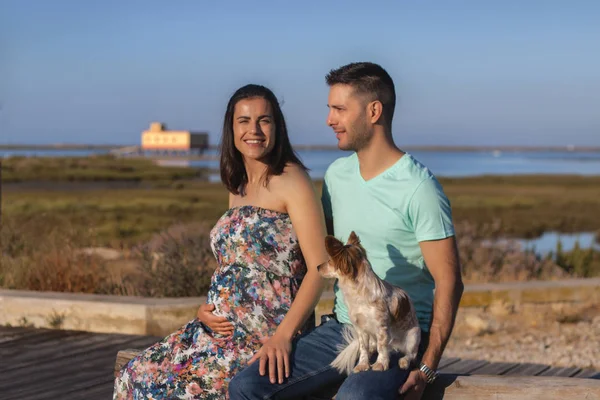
[{"xmin": 1, "ymin": 0, "xmax": 599, "ymax": 146}]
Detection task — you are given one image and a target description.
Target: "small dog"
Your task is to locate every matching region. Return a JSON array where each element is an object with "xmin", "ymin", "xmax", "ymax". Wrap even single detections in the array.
[{"xmin": 317, "ymin": 231, "xmax": 421, "ymax": 375}]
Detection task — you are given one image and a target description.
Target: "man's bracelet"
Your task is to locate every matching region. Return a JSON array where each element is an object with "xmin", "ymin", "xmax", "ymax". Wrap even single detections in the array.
[{"xmin": 419, "ymin": 362, "xmax": 439, "ymax": 384}]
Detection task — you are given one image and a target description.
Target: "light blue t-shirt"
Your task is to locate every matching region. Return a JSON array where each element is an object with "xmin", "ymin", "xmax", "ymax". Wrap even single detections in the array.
[{"xmin": 321, "ymin": 152, "xmax": 455, "ymax": 332}]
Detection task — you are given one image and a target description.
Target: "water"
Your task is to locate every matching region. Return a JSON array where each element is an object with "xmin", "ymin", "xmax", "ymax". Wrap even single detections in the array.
[
  {"xmin": 0, "ymin": 149, "xmax": 110, "ymax": 158},
  {"xmin": 3, "ymin": 148, "xmax": 600, "ymax": 180},
  {"xmin": 190, "ymin": 149, "xmax": 600, "ymax": 180},
  {"xmin": 517, "ymin": 231, "xmax": 600, "ymax": 255},
  {"xmin": 484, "ymin": 231, "xmax": 600, "ymax": 256}
]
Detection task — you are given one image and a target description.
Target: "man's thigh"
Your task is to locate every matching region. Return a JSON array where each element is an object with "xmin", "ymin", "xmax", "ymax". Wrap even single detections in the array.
[
  {"xmin": 334, "ymin": 352, "xmax": 411, "ymax": 400},
  {"xmin": 228, "ymin": 317, "xmax": 346, "ymax": 400}
]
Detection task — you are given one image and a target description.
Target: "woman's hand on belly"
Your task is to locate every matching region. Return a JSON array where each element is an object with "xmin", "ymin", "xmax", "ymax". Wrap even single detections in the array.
[{"xmin": 197, "ymin": 303, "xmax": 234, "ymax": 337}]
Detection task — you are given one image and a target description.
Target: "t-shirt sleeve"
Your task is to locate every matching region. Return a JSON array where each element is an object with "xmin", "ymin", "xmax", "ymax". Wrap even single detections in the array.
[
  {"xmin": 408, "ymin": 177, "xmax": 455, "ymax": 242},
  {"xmin": 321, "ymin": 172, "xmax": 333, "ymax": 220}
]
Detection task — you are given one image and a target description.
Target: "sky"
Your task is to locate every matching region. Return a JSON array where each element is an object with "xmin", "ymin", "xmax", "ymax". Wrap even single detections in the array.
[{"xmin": 1, "ymin": 0, "xmax": 599, "ymax": 147}]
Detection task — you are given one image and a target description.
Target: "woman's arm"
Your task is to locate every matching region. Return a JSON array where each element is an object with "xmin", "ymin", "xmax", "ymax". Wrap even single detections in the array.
[
  {"xmin": 272, "ymin": 169, "xmax": 329, "ymax": 339},
  {"xmin": 248, "ymin": 165, "xmax": 329, "ymax": 384}
]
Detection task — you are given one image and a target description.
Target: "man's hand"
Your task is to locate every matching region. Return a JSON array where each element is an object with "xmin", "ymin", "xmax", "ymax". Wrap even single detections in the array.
[
  {"xmin": 196, "ymin": 304, "xmax": 234, "ymax": 336},
  {"xmin": 399, "ymin": 369, "xmax": 427, "ymax": 399},
  {"xmin": 248, "ymin": 334, "xmax": 292, "ymax": 384}
]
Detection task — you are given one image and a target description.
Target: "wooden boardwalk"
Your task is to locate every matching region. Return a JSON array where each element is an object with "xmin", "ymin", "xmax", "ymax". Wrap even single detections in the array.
[{"xmin": 1, "ymin": 326, "xmax": 598, "ymax": 400}]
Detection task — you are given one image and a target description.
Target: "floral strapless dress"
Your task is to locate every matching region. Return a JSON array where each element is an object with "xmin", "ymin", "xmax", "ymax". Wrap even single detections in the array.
[{"xmin": 113, "ymin": 206, "xmax": 306, "ymax": 399}]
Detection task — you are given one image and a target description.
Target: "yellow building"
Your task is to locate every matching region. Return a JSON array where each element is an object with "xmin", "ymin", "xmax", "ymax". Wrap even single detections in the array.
[{"xmin": 141, "ymin": 122, "xmax": 208, "ymax": 152}]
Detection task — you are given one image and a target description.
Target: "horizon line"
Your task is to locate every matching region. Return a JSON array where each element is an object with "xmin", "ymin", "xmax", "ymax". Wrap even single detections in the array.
[{"xmin": 1, "ymin": 143, "xmax": 600, "ymax": 153}]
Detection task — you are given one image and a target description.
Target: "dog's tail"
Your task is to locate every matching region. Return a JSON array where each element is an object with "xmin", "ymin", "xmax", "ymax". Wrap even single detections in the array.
[{"xmin": 331, "ymin": 325, "xmax": 360, "ymax": 375}]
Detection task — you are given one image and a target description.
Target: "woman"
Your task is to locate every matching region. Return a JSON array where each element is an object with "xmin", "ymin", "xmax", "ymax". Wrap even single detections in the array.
[{"xmin": 114, "ymin": 84, "xmax": 328, "ymax": 399}]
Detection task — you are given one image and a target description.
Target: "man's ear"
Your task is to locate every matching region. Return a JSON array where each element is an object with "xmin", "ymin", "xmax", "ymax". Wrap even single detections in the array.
[{"xmin": 368, "ymin": 100, "xmax": 384, "ymax": 124}]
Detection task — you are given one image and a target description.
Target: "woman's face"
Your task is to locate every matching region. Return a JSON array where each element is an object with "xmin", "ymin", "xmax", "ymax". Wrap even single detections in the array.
[{"xmin": 233, "ymin": 97, "xmax": 276, "ymax": 162}]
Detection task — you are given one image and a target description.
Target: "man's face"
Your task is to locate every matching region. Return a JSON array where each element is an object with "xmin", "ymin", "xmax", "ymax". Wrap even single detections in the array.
[{"xmin": 326, "ymin": 84, "xmax": 372, "ymax": 151}]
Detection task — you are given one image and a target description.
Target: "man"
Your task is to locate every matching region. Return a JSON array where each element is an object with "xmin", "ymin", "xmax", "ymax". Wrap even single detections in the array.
[{"xmin": 229, "ymin": 62, "xmax": 464, "ymax": 400}]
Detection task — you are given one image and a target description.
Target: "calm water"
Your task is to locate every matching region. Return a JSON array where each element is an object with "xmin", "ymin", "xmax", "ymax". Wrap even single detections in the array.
[
  {"xmin": 517, "ymin": 232, "xmax": 599, "ymax": 255},
  {"xmin": 191, "ymin": 149, "xmax": 600, "ymax": 180},
  {"xmin": 3, "ymin": 148, "xmax": 600, "ymax": 179}
]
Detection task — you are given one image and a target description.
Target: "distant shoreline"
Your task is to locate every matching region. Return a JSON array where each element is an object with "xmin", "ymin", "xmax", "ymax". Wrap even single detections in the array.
[{"xmin": 1, "ymin": 143, "xmax": 600, "ymax": 153}]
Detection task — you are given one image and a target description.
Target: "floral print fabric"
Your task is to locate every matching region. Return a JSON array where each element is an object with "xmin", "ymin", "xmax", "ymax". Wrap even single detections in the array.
[{"xmin": 113, "ymin": 205, "xmax": 306, "ymax": 399}]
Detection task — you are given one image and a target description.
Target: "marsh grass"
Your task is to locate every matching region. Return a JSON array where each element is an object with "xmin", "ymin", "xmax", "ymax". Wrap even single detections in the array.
[
  {"xmin": 5, "ymin": 175, "xmax": 600, "ymax": 245},
  {"xmin": 1, "ymin": 155, "xmax": 202, "ymax": 183},
  {"xmin": 0, "ymin": 216, "xmax": 217, "ymax": 297},
  {"xmin": 2, "ymin": 161, "xmax": 600, "ymax": 296},
  {"xmin": 2, "ymin": 213, "xmax": 598, "ymax": 297}
]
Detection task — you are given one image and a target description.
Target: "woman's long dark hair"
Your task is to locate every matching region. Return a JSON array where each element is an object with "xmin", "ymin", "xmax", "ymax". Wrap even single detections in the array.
[{"xmin": 219, "ymin": 84, "xmax": 307, "ymax": 195}]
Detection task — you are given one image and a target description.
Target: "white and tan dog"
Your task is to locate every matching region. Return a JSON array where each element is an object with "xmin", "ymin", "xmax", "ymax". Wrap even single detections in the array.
[{"xmin": 318, "ymin": 231, "xmax": 421, "ymax": 375}]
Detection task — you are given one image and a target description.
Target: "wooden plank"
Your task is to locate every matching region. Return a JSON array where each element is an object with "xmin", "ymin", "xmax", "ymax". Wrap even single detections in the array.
[
  {"xmin": 437, "ymin": 357, "xmax": 461, "ymax": 370},
  {"xmin": 1, "ymin": 339, "xmax": 140, "ymax": 397},
  {"xmin": 0, "ymin": 330, "xmax": 85, "ymax": 357},
  {"xmin": 574, "ymin": 369, "xmax": 600, "ymax": 379},
  {"xmin": 539, "ymin": 366, "xmax": 582, "ymax": 377},
  {"xmin": 0, "ymin": 336, "xmax": 156, "ymax": 390},
  {"xmin": 0, "ymin": 332, "xmax": 157, "ymax": 372},
  {"xmin": 0, "ymin": 329, "xmax": 54, "ymax": 345},
  {"xmin": 59, "ymin": 383, "xmax": 114, "ymax": 400},
  {"xmin": 0, "ymin": 353, "xmax": 118, "ymax": 392},
  {"xmin": 3, "ymin": 369, "xmax": 116, "ymax": 400},
  {"xmin": 0, "ymin": 339, "xmax": 146, "ymax": 391},
  {"xmin": 26, "ymin": 369, "xmax": 116, "ymax": 399},
  {"xmin": 114, "ymin": 348, "xmax": 142, "ymax": 375},
  {"xmin": 0, "ymin": 326, "xmax": 30, "ymax": 334},
  {"xmin": 0, "ymin": 334, "xmax": 125, "ymax": 373},
  {"xmin": 423, "ymin": 375, "xmax": 600, "ymax": 400},
  {"xmin": 438, "ymin": 359, "xmax": 489, "ymax": 375},
  {"xmin": 469, "ymin": 362, "xmax": 520, "ymax": 375},
  {"xmin": 504, "ymin": 363, "xmax": 551, "ymax": 376}
]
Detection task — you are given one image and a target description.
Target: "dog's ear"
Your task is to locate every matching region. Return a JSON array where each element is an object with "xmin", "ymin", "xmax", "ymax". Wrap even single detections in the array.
[
  {"xmin": 325, "ymin": 235, "xmax": 344, "ymax": 257},
  {"xmin": 347, "ymin": 231, "xmax": 360, "ymax": 246}
]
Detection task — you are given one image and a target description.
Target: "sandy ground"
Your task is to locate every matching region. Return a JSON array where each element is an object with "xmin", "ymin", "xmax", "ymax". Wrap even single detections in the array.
[{"xmin": 444, "ymin": 301, "xmax": 600, "ymax": 370}]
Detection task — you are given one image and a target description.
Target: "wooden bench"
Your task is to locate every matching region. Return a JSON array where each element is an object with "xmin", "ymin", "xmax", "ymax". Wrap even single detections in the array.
[{"xmin": 114, "ymin": 349, "xmax": 600, "ymax": 399}]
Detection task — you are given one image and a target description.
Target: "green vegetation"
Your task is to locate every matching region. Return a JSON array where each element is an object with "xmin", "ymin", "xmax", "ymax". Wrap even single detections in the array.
[
  {"xmin": 1, "ymin": 155, "xmax": 203, "ymax": 182},
  {"xmin": 4, "ymin": 174, "xmax": 600, "ymax": 245},
  {"xmin": 3, "ymin": 181, "xmax": 229, "ymax": 246},
  {"xmin": 438, "ymin": 175, "xmax": 600, "ymax": 238},
  {"xmin": 1, "ymin": 156, "xmax": 599, "ymax": 296}
]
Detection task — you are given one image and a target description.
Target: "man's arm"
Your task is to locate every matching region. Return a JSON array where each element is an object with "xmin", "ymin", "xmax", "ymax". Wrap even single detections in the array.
[
  {"xmin": 418, "ymin": 235, "xmax": 464, "ymax": 371},
  {"xmin": 320, "ymin": 176, "xmax": 334, "ymax": 236},
  {"xmin": 400, "ymin": 235, "xmax": 463, "ymax": 399},
  {"xmin": 325, "ymin": 218, "xmax": 334, "ymax": 236}
]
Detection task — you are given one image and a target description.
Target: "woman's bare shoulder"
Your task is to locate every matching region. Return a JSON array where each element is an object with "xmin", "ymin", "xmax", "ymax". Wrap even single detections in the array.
[{"xmin": 270, "ymin": 163, "xmax": 312, "ymax": 188}]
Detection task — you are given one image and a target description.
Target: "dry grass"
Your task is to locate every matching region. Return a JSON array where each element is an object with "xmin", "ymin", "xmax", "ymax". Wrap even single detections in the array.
[
  {"xmin": 4, "ymin": 175, "xmax": 600, "ymax": 247},
  {"xmin": 1, "ymin": 154, "xmax": 202, "ymax": 183},
  {"xmin": 2, "ymin": 164, "xmax": 600, "ymax": 296},
  {"xmin": 1, "ymin": 217, "xmax": 216, "ymax": 297},
  {"xmin": 2, "ymin": 213, "xmax": 598, "ymax": 297}
]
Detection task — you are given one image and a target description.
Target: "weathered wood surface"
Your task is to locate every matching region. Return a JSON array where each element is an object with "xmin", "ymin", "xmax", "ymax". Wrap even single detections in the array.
[
  {"xmin": 425, "ymin": 375, "xmax": 600, "ymax": 400},
  {"xmin": 1, "ymin": 325, "xmax": 599, "ymax": 400},
  {"xmin": 0, "ymin": 326, "xmax": 160, "ymax": 400},
  {"xmin": 115, "ymin": 350, "xmax": 600, "ymax": 400}
]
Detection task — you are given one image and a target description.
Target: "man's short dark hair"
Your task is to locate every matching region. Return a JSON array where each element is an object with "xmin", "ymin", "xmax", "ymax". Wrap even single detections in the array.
[{"xmin": 326, "ymin": 62, "xmax": 396, "ymax": 125}]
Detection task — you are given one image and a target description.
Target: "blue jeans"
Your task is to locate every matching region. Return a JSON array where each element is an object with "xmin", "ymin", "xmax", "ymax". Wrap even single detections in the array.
[{"xmin": 228, "ymin": 315, "xmax": 428, "ymax": 400}]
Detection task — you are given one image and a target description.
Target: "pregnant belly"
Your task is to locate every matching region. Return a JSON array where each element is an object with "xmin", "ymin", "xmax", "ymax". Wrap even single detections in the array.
[
  {"xmin": 206, "ymin": 265, "xmax": 289, "ymax": 335},
  {"xmin": 207, "ymin": 265, "xmax": 258, "ymax": 321}
]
